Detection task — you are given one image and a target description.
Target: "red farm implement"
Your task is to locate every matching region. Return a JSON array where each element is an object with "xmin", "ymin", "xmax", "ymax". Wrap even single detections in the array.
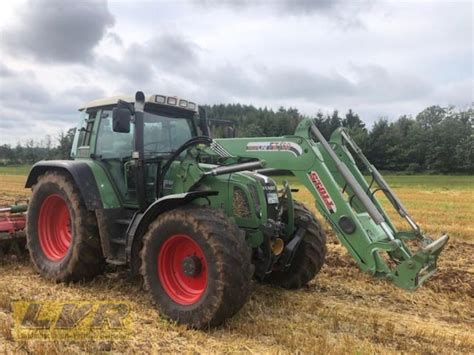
[{"xmin": 0, "ymin": 204, "xmax": 27, "ymax": 255}]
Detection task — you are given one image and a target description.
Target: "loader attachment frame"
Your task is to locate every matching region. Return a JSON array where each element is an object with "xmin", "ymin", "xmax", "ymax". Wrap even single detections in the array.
[
  {"xmin": 216, "ymin": 118, "xmax": 448, "ymax": 290},
  {"xmin": 331, "ymin": 128, "xmax": 422, "ymax": 236}
]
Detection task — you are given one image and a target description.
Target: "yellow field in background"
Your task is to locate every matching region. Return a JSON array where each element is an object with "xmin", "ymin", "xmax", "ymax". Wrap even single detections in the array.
[{"xmin": 293, "ymin": 182, "xmax": 474, "ymax": 243}]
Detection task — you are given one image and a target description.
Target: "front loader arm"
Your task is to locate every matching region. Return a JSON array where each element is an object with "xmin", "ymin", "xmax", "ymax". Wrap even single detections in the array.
[
  {"xmin": 215, "ymin": 129, "xmax": 394, "ymax": 276},
  {"xmin": 215, "ymin": 118, "xmax": 448, "ymax": 290}
]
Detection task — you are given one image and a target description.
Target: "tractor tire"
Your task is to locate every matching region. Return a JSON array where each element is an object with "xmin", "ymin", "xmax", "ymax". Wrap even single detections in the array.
[
  {"xmin": 140, "ymin": 206, "xmax": 252, "ymax": 328},
  {"xmin": 266, "ymin": 200, "xmax": 327, "ymax": 289},
  {"xmin": 26, "ymin": 171, "xmax": 104, "ymax": 282}
]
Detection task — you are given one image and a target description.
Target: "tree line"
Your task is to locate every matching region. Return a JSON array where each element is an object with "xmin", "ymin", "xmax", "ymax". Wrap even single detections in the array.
[
  {"xmin": 0, "ymin": 105, "xmax": 472, "ymax": 173},
  {"xmin": 0, "ymin": 128, "xmax": 76, "ymax": 166},
  {"xmin": 206, "ymin": 104, "xmax": 473, "ymax": 173}
]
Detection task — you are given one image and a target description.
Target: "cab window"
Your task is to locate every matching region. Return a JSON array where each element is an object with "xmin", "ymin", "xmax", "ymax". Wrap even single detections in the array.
[
  {"xmin": 71, "ymin": 110, "xmax": 97, "ymax": 158},
  {"xmin": 142, "ymin": 112, "xmax": 194, "ymax": 157},
  {"xmin": 95, "ymin": 110, "xmax": 134, "ymax": 159}
]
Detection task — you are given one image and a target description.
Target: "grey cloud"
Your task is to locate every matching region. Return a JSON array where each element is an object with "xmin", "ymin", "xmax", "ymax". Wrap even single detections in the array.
[
  {"xmin": 195, "ymin": 0, "xmax": 371, "ymax": 26},
  {"xmin": 0, "ymin": 68, "xmax": 100, "ymax": 123},
  {"xmin": 279, "ymin": 0, "xmax": 372, "ymax": 28},
  {"xmin": 0, "ymin": 118, "xmax": 16, "ymax": 129},
  {"xmin": 0, "ymin": 108, "xmax": 32, "ymax": 129},
  {"xmin": 105, "ymin": 32, "xmax": 123, "ymax": 47},
  {"xmin": 0, "ymin": 68, "xmax": 51, "ymax": 106},
  {"xmin": 49, "ymin": 86, "xmax": 108, "ymax": 116},
  {"xmin": 1, "ymin": 0, "xmax": 114, "ymax": 63},
  {"xmin": 94, "ymin": 32, "xmax": 433, "ymax": 111},
  {"xmin": 0, "ymin": 81, "xmax": 50, "ymax": 105},
  {"xmin": 203, "ymin": 65, "xmax": 356, "ymax": 99},
  {"xmin": 0, "ymin": 105, "xmax": 75, "ymax": 146},
  {"xmin": 351, "ymin": 64, "xmax": 432, "ymax": 102},
  {"xmin": 0, "ymin": 63, "xmax": 14, "ymax": 78},
  {"xmin": 147, "ymin": 34, "xmax": 199, "ymax": 67},
  {"xmin": 97, "ymin": 45, "xmax": 156, "ymax": 85},
  {"xmin": 25, "ymin": 86, "xmax": 106, "ymax": 118},
  {"xmin": 61, "ymin": 86, "xmax": 106, "ymax": 103},
  {"xmin": 199, "ymin": 0, "xmax": 341, "ymax": 13},
  {"xmin": 273, "ymin": 0, "xmax": 365, "ymax": 16},
  {"xmin": 97, "ymin": 33, "xmax": 200, "ymax": 86},
  {"xmin": 201, "ymin": 63, "xmax": 431, "ymax": 104},
  {"xmin": 202, "ymin": 64, "xmax": 257, "ymax": 98},
  {"xmin": 430, "ymin": 79, "xmax": 473, "ymax": 108},
  {"xmin": 258, "ymin": 68, "xmax": 357, "ymax": 99}
]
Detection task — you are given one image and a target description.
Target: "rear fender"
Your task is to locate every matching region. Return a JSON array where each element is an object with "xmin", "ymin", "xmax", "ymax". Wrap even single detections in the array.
[{"xmin": 25, "ymin": 160, "xmax": 102, "ymax": 210}]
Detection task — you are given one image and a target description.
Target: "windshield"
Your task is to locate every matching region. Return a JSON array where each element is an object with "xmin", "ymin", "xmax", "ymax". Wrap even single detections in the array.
[
  {"xmin": 95, "ymin": 110, "xmax": 195, "ymax": 160},
  {"xmin": 143, "ymin": 112, "xmax": 194, "ymax": 157}
]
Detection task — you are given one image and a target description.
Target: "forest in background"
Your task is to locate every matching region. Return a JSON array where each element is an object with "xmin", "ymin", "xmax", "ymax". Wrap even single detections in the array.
[
  {"xmin": 0, "ymin": 104, "xmax": 472, "ymax": 174},
  {"xmin": 206, "ymin": 104, "xmax": 473, "ymax": 173}
]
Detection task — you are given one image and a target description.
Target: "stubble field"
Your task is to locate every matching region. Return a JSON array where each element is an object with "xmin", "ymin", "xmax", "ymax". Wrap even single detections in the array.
[{"xmin": 0, "ymin": 167, "xmax": 472, "ymax": 353}]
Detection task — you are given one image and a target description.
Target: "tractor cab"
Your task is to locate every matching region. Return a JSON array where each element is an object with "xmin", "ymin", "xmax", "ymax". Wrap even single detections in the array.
[{"xmin": 71, "ymin": 94, "xmax": 204, "ymax": 207}]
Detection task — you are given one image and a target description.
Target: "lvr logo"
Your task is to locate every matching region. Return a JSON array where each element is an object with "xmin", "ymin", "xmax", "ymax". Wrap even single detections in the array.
[{"xmin": 13, "ymin": 301, "xmax": 131, "ymax": 340}]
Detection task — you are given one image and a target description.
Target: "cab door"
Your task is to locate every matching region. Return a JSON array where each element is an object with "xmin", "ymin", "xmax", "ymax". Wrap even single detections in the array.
[{"xmin": 94, "ymin": 109, "xmax": 138, "ymax": 206}]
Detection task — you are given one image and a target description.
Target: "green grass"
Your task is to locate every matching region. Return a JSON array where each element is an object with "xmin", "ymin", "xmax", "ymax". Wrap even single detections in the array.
[
  {"xmin": 0, "ymin": 165, "xmax": 472, "ymax": 190},
  {"xmin": 381, "ymin": 175, "xmax": 474, "ymax": 190},
  {"xmin": 0, "ymin": 165, "xmax": 31, "ymax": 175}
]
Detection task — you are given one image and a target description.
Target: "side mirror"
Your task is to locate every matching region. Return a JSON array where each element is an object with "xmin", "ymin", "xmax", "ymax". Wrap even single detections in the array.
[{"xmin": 112, "ymin": 108, "xmax": 131, "ymax": 133}]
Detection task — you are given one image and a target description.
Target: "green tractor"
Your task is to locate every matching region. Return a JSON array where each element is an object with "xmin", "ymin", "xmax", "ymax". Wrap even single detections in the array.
[{"xmin": 24, "ymin": 92, "xmax": 448, "ymax": 328}]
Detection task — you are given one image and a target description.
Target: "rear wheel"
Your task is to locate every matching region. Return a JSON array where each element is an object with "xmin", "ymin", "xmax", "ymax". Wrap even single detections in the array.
[
  {"xmin": 38, "ymin": 194, "xmax": 72, "ymax": 260},
  {"xmin": 140, "ymin": 206, "xmax": 252, "ymax": 328},
  {"xmin": 265, "ymin": 200, "xmax": 327, "ymax": 289},
  {"xmin": 26, "ymin": 171, "xmax": 104, "ymax": 282}
]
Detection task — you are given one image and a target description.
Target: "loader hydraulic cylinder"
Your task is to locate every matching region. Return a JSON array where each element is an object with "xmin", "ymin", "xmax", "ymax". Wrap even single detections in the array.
[
  {"xmin": 309, "ymin": 125, "xmax": 396, "ymax": 240},
  {"xmin": 203, "ymin": 160, "xmax": 265, "ymax": 176}
]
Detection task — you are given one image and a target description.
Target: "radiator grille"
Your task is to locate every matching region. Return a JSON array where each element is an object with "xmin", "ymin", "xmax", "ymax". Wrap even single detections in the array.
[{"xmin": 233, "ymin": 187, "xmax": 251, "ymax": 218}]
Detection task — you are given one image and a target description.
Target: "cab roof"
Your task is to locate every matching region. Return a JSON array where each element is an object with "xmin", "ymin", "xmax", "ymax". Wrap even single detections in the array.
[{"xmin": 79, "ymin": 94, "xmax": 198, "ymax": 112}]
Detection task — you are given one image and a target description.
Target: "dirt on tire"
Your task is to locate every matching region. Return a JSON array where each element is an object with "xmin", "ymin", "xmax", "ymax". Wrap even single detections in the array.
[
  {"xmin": 26, "ymin": 171, "xmax": 105, "ymax": 282},
  {"xmin": 140, "ymin": 205, "xmax": 253, "ymax": 328}
]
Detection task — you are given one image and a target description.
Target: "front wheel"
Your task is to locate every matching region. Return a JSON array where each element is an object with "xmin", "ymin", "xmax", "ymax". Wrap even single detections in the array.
[{"xmin": 140, "ymin": 206, "xmax": 252, "ymax": 328}]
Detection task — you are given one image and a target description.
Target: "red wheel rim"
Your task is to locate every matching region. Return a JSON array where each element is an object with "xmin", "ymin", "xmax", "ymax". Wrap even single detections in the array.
[
  {"xmin": 158, "ymin": 234, "xmax": 208, "ymax": 305},
  {"xmin": 38, "ymin": 194, "xmax": 72, "ymax": 261}
]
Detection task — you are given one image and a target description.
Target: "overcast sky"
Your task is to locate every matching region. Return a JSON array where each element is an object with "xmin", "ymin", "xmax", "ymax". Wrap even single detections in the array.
[{"xmin": 0, "ymin": 0, "xmax": 472, "ymax": 145}]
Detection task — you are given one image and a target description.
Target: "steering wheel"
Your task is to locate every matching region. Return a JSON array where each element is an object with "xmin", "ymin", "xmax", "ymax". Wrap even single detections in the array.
[{"xmin": 157, "ymin": 136, "xmax": 213, "ymax": 197}]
